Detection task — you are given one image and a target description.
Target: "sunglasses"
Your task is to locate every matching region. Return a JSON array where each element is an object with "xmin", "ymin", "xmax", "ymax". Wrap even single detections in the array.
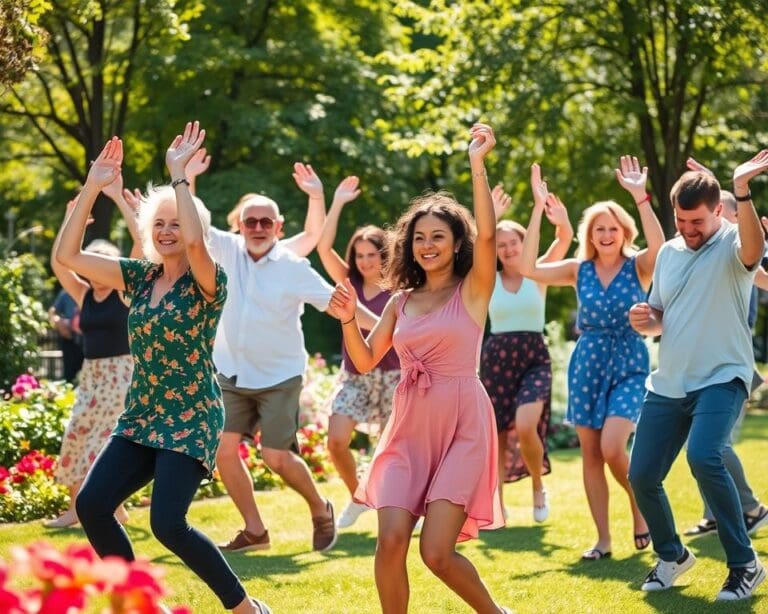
[{"xmin": 242, "ymin": 217, "xmax": 276, "ymax": 230}]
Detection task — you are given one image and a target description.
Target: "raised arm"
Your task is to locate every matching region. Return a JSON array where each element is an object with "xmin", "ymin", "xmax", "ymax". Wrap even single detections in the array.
[
  {"xmin": 281, "ymin": 162, "xmax": 327, "ymax": 257},
  {"xmin": 463, "ymin": 123, "xmax": 497, "ymax": 308},
  {"xmin": 330, "ymin": 278, "xmax": 396, "ymax": 373},
  {"xmin": 316, "ymin": 176, "xmax": 361, "ymax": 283},
  {"xmin": 50, "ymin": 196, "xmax": 91, "ymax": 307},
  {"xmin": 102, "ymin": 170, "xmax": 143, "ymax": 258},
  {"xmin": 538, "ymin": 194, "xmax": 574, "ymax": 263},
  {"xmin": 56, "ymin": 137, "xmax": 125, "ymax": 291},
  {"xmin": 616, "ymin": 155, "xmax": 664, "ymax": 286},
  {"xmin": 165, "ymin": 121, "xmax": 218, "ymax": 300},
  {"xmin": 492, "ymin": 183, "xmax": 511, "ymax": 221},
  {"xmin": 185, "ymin": 148, "xmax": 211, "ymax": 196},
  {"xmin": 520, "ymin": 164, "xmax": 578, "ymax": 287},
  {"xmin": 733, "ymin": 150, "xmax": 768, "ymax": 268}
]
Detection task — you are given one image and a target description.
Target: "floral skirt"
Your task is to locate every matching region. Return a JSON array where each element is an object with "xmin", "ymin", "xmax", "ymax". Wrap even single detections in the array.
[
  {"xmin": 54, "ymin": 355, "xmax": 133, "ymax": 485},
  {"xmin": 480, "ymin": 331, "xmax": 552, "ymax": 483}
]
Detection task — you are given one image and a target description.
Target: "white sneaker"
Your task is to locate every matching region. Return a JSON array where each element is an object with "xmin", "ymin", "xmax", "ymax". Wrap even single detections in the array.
[
  {"xmin": 336, "ymin": 501, "xmax": 370, "ymax": 529},
  {"xmin": 641, "ymin": 548, "xmax": 696, "ymax": 591},
  {"xmin": 533, "ymin": 490, "xmax": 549, "ymax": 523},
  {"xmin": 716, "ymin": 558, "xmax": 765, "ymax": 601}
]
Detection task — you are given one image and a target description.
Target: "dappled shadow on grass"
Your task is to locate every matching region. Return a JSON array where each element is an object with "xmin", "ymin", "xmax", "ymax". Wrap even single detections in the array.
[
  {"xmin": 150, "ymin": 530, "xmax": 377, "ymax": 580},
  {"xmin": 686, "ymin": 532, "xmax": 768, "ymax": 563},
  {"xmin": 474, "ymin": 524, "xmax": 566, "ymax": 560}
]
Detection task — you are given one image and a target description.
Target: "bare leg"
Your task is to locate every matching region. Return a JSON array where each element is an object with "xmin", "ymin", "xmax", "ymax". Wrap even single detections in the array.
[
  {"xmin": 261, "ymin": 447, "xmax": 329, "ymax": 518},
  {"xmin": 515, "ymin": 401, "xmax": 546, "ymax": 502},
  {"xmin": 600, "ymin": 416, "xmax": 648, "ymax": 544},
  {"xmin": 216, "ymin": 432, "xmax": 267, "ymax": 535},
  {"xmin": 576, "ymin": 426, "xmax": 611, "ymax": 553},
  {"xmin": 326, "ymin": 414, "xmax": 359, "ymax": 495},
  {"xmin": 376, "ymin": 507, "xmax": 417, "ymax": 614},
  {"xmin": 419, "ymin": 500, "xmax": 502, "ymax": 613}
]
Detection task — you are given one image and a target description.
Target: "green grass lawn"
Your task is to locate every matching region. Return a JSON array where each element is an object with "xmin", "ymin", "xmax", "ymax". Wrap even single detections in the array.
[{"xmin": 2, "ymin": 413, "xmax": 767, "ymax": 613}]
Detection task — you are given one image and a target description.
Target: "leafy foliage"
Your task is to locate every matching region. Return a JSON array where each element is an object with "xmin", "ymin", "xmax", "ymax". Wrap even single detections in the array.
[{"xmin": 0, "ymin": 256, "xmax": 49, "ymax": 389}]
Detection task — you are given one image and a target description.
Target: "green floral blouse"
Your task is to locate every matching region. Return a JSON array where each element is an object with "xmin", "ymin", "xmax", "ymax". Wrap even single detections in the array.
[{"xmin": 116, "ymin": 258, "xmax": 227, "ymax": 472}]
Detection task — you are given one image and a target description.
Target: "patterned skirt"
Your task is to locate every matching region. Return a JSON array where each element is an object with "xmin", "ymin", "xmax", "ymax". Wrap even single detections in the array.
[
  {"xmin": 480, "ymin": 331, "xmax": 552, "ymax": 483},
  {"xmin": 54, "ymin": 354, "xmax": 133, "ymax": 485}
]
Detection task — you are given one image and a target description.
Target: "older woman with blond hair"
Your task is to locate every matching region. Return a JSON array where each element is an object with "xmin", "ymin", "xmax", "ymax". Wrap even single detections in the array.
[
  {"xmin": 56, "ymin": 123, "xmax": 270, "ymax": 613},
  {"xmin": 520, "ymin": 157, "xmax": 664, "ymax": 561}
]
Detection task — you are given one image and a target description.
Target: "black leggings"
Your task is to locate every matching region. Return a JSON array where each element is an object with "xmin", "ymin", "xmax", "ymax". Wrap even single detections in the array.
[{"xmin": 76, "ymin": 436, "xmax": 246, "ymax": 609}]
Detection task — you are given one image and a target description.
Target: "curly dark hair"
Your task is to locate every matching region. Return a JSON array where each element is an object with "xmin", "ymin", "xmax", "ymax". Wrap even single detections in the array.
[
  {"xmin": 383, "ymin": 191, "xmax": 476, "ymax": 290},
  {"xmin": 345, "ymin": 225, "xmax": 388, "ymax": 284}
]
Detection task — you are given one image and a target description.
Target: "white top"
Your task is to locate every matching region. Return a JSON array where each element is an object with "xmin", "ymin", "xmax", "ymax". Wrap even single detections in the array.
[
  {"xmin": 208, "ymin": 228, "xmax": 333, "ymax": 388},
  {"xmin": 647, "ymin": 221, "xmax": 757, "ymax": 398},
  {"xmin": 488, "ymin": 273, "xmax": 545, "ymax": 334}
]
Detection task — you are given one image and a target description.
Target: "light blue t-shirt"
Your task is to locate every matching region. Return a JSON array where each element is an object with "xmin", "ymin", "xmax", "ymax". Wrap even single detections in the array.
[
  {"xmin": 647, "ymin": 221, "xmax": 757, "ymax": 398},
  {"xmin": 488, "ymin": 274, "xmax": 545, "ymax": 334}
]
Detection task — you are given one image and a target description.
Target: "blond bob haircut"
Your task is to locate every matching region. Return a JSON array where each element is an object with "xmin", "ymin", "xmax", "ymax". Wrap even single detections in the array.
[
  {"xmin": 137, "ymin": 184, "xmax": 211, "ymax": 263},
  {"xmin": 576, "ymin": 201, "xmax": 639, "ymax": 261}
]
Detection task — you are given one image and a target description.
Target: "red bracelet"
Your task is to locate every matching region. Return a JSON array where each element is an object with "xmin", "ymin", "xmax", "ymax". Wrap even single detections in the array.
[{"xmin": 635, "ymin": 193, "xmax": 651, "ymax": 205}]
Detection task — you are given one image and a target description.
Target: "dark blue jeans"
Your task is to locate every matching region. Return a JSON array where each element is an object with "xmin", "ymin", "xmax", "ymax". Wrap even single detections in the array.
[
  {"xmin": 628, "ymin": 379, "xmax": 754, "ymax": 567},
  {"xmin": 76, "ymin": 436, "xmax": 247, "ymax": 609}
]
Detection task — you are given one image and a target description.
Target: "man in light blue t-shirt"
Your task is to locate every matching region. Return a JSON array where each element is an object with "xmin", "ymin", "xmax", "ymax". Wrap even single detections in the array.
[{"xmin": 627, "ymin": 151, "xmax": 768, "ymax": 602}]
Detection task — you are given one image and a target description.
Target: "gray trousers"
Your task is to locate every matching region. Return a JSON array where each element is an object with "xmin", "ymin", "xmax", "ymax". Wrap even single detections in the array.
[{"xmin": 700, "ymin": 400, "xmax": 759, "ymax": 520}]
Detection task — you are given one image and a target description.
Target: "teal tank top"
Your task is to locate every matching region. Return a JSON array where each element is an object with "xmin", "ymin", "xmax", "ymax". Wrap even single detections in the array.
[{"xmin": 489, "ymin": 273, "xmax": 545, "ymax": 334}]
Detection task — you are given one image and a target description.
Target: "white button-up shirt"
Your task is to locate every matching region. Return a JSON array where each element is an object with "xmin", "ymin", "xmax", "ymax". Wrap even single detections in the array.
[{"xmin": 208, "ymin": 228, "xmax": 333, "ymax": 389}]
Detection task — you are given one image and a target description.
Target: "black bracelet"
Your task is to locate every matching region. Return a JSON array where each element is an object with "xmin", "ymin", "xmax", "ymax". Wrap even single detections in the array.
[
  {"xmin": 342, "ymin": 316, "xmax": 356, "ymax": 325},
  {"xmin": 171, "ymin": 177, "xmax": 190, "ymax": 188},
  {"xmin": 734, "ymin": 191, "xmax": 752, "ymax": 202}
]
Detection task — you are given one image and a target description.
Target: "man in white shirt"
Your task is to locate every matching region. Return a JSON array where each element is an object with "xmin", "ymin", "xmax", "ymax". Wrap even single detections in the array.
[{"xmin": 207, "ymin": 190, "xmax": 375, "ymax": 554}]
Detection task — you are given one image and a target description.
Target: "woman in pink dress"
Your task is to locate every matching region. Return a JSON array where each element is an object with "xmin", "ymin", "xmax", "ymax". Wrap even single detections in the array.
[{"xmin": 330, "ymin": 124, "xmax": 507, "ymax": 614}]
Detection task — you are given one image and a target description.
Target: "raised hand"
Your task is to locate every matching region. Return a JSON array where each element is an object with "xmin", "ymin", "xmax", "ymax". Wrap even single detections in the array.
[
  {"xmin": 544, "ymin": 193, "xmax": 569, "ymax": 227},
  {"xmin": 468, "ymin": 123, "xmax": 496, "ymax": 161},
  {"xmin": 122, "ymin": 188, "xmax": 142, "ymax": 214},
  {"xmin": 66, "ymin": 194, "xmax": 94, "ymax": 226},
  {"xmin": 292, "ymin": 162, "xmax": 324, "ymax": 198},
  {"xmin": 165, "ymin": 121, "xmax": 206, "ymax": 178},
  {"xmin": 734, "ymin": 149, "xmax": 768, "ymax": 190},
  {"xmin": 615, "ymin": 155, "xmax": 648, "ymax": 203},
  {"xmin": 86, "ymin": 137, "xmax": 122, "ymax": 190},
  {"xmin": 686, "ymin": 157, "xmax": 714, "ymax": 176},
  {"xmin": 185, "ymin": 148, "xmax": 211, "ymax": 180},
  {"xmin": 333, "ymin": 176, "xmax": 361, "ymax": 206},
  {"xmin": 101, "ymin": 168, "xmax": 124, "ymax": 203},
  {"xmin": 492, "ymin": 184, "xmax": 511, "ymax": 219},
  {"xmin": 530, "ymin": 163, "xmax": 548, "ymax": 211},
  {"xmin": 329, "ymin": 278, "xmax": 357, "ymax": 322}
]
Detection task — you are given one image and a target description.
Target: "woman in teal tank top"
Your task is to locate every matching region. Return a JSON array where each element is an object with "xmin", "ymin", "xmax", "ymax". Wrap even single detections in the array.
[
  {"xmin": 480, "ymin": 184, "xmax": 573, "ymax": 524},
  {"xmin": 520, "ymin": 158, "xmax": 664, "ymax": 561}
]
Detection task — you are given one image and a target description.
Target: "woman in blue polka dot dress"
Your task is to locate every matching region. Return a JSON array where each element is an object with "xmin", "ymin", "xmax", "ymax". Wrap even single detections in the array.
[{"xmin": 520, "ymin": 157, "xmax": 664, "ymax": 560}]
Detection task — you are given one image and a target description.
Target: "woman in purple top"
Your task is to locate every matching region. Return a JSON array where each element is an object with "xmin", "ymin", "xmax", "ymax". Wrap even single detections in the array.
[{"xmin": 316, "ymin": 175, "xmax": 400, "ymax": 530}]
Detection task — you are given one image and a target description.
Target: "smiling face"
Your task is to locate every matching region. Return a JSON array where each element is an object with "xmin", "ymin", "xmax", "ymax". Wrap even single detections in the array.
[
  {"xmin": 238, "ymin": 197, "xmax": 283, "ymax": 260},
  {"xmin": 152, "ymin": 198, "xmax": 184, "ymax": 259},
  {"xmin": 496, "ymin": 227, "xmax": 524, "ymax": 271},
  {"xmin": 412, "ymin": 213, "xmax": 458, "ymax": 273},
  {"xmin": 589, "ymin": 212, "xmax": 625, "ymax": 258},
  {"xmin": 674, "ymin": 202, "xmax": 722, "ymax": 250},
  {"xmin": 353, "ymin": 239, "xmax": 383, "ymax": 281}
]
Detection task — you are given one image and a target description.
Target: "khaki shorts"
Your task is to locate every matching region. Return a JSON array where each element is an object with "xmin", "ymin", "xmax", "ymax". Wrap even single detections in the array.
[{"xmin": 218, "ymin": 374, "xmax": 303, "ymax": 450}]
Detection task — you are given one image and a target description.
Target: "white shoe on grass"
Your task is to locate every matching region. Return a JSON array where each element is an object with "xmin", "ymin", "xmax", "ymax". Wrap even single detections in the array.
[{"xmin": 336, "ymin": 501, "xmax": 370, "ymax": 529}]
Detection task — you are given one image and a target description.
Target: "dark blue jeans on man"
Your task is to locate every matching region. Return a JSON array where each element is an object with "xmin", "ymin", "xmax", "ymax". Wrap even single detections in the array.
[{"xmin": 628, "ymin": 379, "xmax": 754, "ymax": 568}]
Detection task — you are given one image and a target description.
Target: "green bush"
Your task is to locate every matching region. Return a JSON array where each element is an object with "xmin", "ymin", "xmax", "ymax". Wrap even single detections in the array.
[
  {"xmin": 0, "ymin": 379, "xmax": 74, "ymax": 467},
  {"xmin": 0, "ymin": 255, "xmax": 50, "ymax": 389}
]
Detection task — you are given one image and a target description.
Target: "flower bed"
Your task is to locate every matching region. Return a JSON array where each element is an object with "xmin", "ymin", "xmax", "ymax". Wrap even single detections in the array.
[{"xmin": 0, "ymin": 541, "xmax": 189, "ymax": 613}]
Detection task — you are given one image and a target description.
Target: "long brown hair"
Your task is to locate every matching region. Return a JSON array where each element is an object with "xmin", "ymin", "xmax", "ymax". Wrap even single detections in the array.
[
  {"xmin": 383, "ymin": 191, "xmax": 476, "ymax": 290},
  {"xmin": 345, "ymin": 225, "xmax": 388, "ymax": 284}
]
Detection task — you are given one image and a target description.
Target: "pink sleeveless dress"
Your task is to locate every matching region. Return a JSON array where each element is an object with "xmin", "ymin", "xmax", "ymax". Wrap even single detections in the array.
[{"xmin": 354, "ymin": 283, "xmax": 503, "ymax": 541}]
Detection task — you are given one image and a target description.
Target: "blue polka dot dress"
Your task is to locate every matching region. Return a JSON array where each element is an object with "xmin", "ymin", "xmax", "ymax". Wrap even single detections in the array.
[{"xmin": 567, "ymin": 256, "xmax": 649, "ymax": 428}]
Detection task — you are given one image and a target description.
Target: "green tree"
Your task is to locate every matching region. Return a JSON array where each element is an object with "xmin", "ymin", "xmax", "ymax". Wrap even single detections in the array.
[
  {"xmin": 374, "ymin": 0, "xmax": 768, "ymax": 237},
  {"xmin": 0, "ymin": 0, "xmax": 50, "ymax": 89},
  {"xmin": 0, "ymin": 0, "xmax": 201, "ymax": 239}
]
